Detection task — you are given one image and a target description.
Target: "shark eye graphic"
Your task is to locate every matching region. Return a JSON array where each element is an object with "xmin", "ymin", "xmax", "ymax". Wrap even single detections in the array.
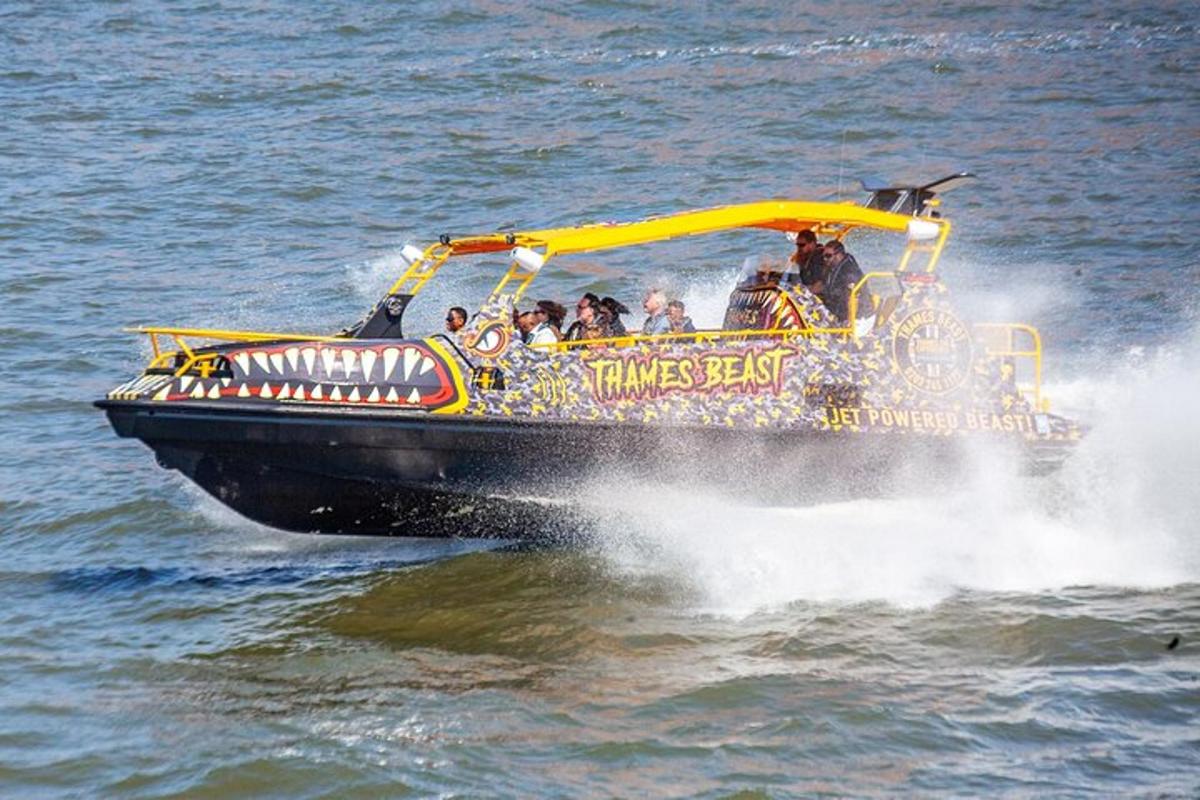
[{"xmin": 468, "ymin": 322, "xmax": 510, "ymax": 358}]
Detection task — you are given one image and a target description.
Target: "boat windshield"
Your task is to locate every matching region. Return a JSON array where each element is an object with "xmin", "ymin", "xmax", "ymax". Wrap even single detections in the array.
[{"xmin": 736, "ymin": 253, "xmax": 800, "ymax": 288}]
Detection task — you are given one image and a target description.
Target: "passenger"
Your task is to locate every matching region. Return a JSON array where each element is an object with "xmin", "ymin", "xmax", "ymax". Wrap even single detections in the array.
[
  {"xmin": 565, "ymin": 292, "xmax": 601, "ymax": 340},
  {"xmin": 819, "ymin": 240, "xmax": 869, "ymax": 323},
  {"xmin": 599, "ymin": 296, "xmax": 630, "ymax": 336},
  {"xmin": 445, "ymin": 306, "xmax": 467, "ymax": 333},
  {"xmin": 535, "ymin": 300, "xmax": 567, "ymax": 340},
  {"xmin": 666, "ymin": 299, "xmax": 696, "ymax": 334},
  {"xmin": 790, "ymin": 230, "xmax": 824, "ymax": 290},
  {"xmin": 641, "ymin": 288, "xmax": 670, "ymax": 335},
  {"xmin": 565, "ymin": 294, "xmax": 612, "ymax": 342},
  {"xmin": 517, "ymin": 310, "xmax": 558, "ymax": 346}
]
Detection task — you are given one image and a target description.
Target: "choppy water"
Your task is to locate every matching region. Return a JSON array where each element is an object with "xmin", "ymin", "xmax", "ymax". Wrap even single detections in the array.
[{"xmin": 3, "ymin": 2, "xmax": 1199, "ymax": 796}]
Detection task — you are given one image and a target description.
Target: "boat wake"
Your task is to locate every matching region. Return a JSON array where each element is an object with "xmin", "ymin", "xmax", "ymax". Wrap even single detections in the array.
[{"xmin": 588, "ymin": 330, "xmax": 1200, "ymax": 611}]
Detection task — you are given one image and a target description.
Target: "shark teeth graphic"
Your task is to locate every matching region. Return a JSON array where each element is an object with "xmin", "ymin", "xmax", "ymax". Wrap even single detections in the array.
[
  {"xmin": 285, "ymin": 347, "xmax": 300, "ymax": 371},
  {"xmin": 179, "ymin": 375, "xmax": 194, "ymax": 391},
  {"xmin": 153, "ymin": 386, "xmax": 170, "ymax": 401},
  {"xmin": 367, "ymin": 387, "xmax": 380, "ymax": 403},
  {"xmin": 207, "ymin": 384, "xmax": 221, "ymax": 399},
  {"xmin": 342, "ymin": 349, "xmax": 358, "ymax": 378},
  {"xmin": 311, "ymin": 384, "xmax": 323, "ymax": 400},
  {"xmin": 330, "ymin": 386, "xmax": 342, "ymax": 402},
  {"xmin": 383, "ymin": 347, "xmax": 400, "ymax": 379},
  {"xmin": 269, "ymin": 352, "xmax": 285, "ymax": 374},
  {"xmin": 293, "ymin": 385, "xmax": 306, "ymax": 401},
  {"xmin": 277, "ymin": 383, "xmax": 291, "ymax": 400},
  {"xmin": 301, "ymin": 347, "xmax": 317, "ymax": 374},
  {"xmin": 361, "ymin": 350, "xmax": 377, "ymax": 382},
  {"xmin": 386, "ymin": 387, "xmax": 399, "ymax": 403},
  {"xmin": 419, "ymin": 356, "xmax": 435, "ymax": 376},
  {"xmin": 407, "ymin": 388, "xmax": 421, "ymax": 404},
  {"xmin": 252, "ymin": 351, "xmax": 271, "ymax": 375},
  {"xmin": 403, "ymin": 348, "xmax": 420, "ymax": 381},
  {"xmin": 221, "ymin": 377, "xmax": 231, "ymax": 388},
  {"xmin": 238, "ymin": 384, "xmax": 251, "ymax": 398},
  {"xmin": 191, "ymin": 383, "xmax": 206, "ymax": 399},
  {"xmin": 321, "ymin": 348, "xmax": 337, "ymax": 377},
  {"xmin": 348, "ymin": 387, "xmax": 361, "ymax": 403},
  {"xmin": 260, "ymin": 383, "xmax": 273, "ymax": 399},
  {"xmin": 233, "ymin": 352, "xmax": 250, "ymax": 375}
]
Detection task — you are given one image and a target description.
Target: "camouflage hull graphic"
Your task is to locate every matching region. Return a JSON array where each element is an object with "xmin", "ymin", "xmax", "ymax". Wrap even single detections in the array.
[{"xmin": 453, "ymin": 284, "xmax": 1080, "ymax": 445}]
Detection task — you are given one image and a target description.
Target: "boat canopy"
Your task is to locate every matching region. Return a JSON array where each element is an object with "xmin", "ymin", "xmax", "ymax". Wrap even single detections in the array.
[{"xmin": 437, "ymin": 199, "xmax": 928, "ymax": 258}]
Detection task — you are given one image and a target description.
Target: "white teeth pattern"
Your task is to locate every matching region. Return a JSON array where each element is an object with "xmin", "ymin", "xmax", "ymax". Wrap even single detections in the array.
[
  {"xmin": 207, "ymin": 384, "xmax": 221, "ymax": 399},
  {"xmin": 407, "ymin": 388, "xmax": 421, "ymax": 404},
  {"xmin": 153, "ymin": 386, "xmax": 169, "ymax": 401},
  {"xmin": 360, "ymin": 350, "xmax": 377, "ymax": 382},
  {"xmin": 191, "ymin": 383, "xmax": 206, "ymax": 399},
  {"xmin": 221, "ymin": 377, "xmax": 231, "ymax": 387},
  {"xmin": 419, "ymin": 356, "xmax": 434, "ymax": 376},
  {"xmin": 311, "ymin": 385, "xmax": 323, "ymax": 400},
  {"xmin": 285, "ymin": 347, "xmax": 300, "ymax": 371},
  {"xmin": 301, "ymin": 347, "xmax": 317, "ymax": 374},
  {"xmin": 260, "ymin": 383, "xmax": 273, "ymax": 399},
  {"xmin": 348, "ymin": 387, "xmax": 361, "ymax": 403},
  {"xmin": 367, "ymin": 387, "xmax": 380, "ymax": 402},
  {"xmin": 293, "ymin": 385, "xmax": 305, "ymax": 401},
  {"xmin": 269, "ymin": 353, "xmax": 285, "ymax": 374},
  {"xmin": 386, "ymin": 387, "xmax": 399, "ymax": 403},
  {"xmin": 252, "ymin": 351, "xmax": 271, "ymax": 374},
  {"xmin": 330, "ymin": 386, "xmax": 342, "ymax": 402},
  {"xmin": 321, "ymin": 348, "xmax": 337, "ymax": 377},
  {"xmin": 238, "ymin": 384, "xmax": 251, "ymax": 398},
  {"xmin": 342, "ymin": 349, "xmax": 358, "ymax": 378},
  {"xmin": 278, "ymin": 383, "xmax": 291, "ymax": 400},
  {"xmin": 179, "ymin": 375, "xmax": 194, "ymax": 391},
  {"xmin": 383, "ymin": 348, "xmax": 400, "ymax": 379},
  {"xmin": 403, "ymin": 348, "xmax": 419, "ymax": 380},
  {"xmin": 233, "ymin": 352, "xmax": 250, "ymax": 375}
]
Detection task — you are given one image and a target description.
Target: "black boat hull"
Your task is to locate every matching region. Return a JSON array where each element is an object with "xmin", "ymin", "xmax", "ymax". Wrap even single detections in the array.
[{"xmin": 96, "ymin": 399, "xmax": 1073, "ymax": 539}]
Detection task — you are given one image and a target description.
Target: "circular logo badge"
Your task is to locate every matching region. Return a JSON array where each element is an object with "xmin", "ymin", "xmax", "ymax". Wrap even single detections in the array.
[{"xmin": 892, "ymin": 308, "xmax": 973, "ymax": 394}]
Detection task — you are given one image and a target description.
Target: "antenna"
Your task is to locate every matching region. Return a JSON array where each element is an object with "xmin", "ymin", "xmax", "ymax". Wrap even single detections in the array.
[{"xmin": 837, "ymin": 129, "xmax": 847, "ymax": 200}]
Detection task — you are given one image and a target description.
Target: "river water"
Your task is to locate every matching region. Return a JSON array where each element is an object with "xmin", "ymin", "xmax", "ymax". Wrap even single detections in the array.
[{"xmin": 3, "ymin": 2, "xmax": 1199, "ymax": 797}]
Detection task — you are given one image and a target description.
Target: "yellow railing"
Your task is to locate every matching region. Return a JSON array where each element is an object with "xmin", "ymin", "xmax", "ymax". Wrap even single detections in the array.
[
  {"xmin": 973, "ymin": 323, "xmax": 1046, "ymax": 411},
  {"xmin": 132, "ymin": 326, "xmax": 340, "ymax": 378}
]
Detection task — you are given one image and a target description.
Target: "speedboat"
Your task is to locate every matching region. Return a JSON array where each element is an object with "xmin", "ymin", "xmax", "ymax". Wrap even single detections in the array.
[{"xmin": 96, "ymin": 174, "xmax": 1083, "ymax": 538}]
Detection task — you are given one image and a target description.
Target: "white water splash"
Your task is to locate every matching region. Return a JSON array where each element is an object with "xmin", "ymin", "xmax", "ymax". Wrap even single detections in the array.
[{"xmin": 593, "ymin": 332, "xmax": 1200, "ymax": 612}]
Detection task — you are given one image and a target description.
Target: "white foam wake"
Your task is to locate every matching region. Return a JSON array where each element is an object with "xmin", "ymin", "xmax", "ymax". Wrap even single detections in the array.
[{"xmin": 592, "ymin": 331, "xmax": 1200, "ymax": 612}]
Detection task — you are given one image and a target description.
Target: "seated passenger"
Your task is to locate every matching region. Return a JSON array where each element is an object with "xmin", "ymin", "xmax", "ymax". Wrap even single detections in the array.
[
  {"xmin": 565, "ymin": 293, "xmax": 601, "ymax": 340},
  {"xmin": 445, "ymin": 306, "xmax": 467, "ymax": 333},
  {"xmin": 666, "ymin": 299, "xmax": 696, "ymax": 333},
  {"xmin": 599, "ymin": 296, "xmax": 630, "ymax": 335},
  {"xmin": 535, "ymin": 300, "xmax": 566, "ymax": 341},
  {"xmin": 565, "ymin": 294, "xmax": 612, "ymax": 342},
  {"xmin": 790, "ymin": 230, "xmax": 824, "ymax": 290},
  {"xmin": 517, "ymin": 310, "xmax": 558, "ymax": 346},
  {"xmin": 641, "ymin": 288, "xmax": 670, "ymax": 335},
  {"xmin": 819, "ymin": 240, "xmax": 870, "ymax": 323}
]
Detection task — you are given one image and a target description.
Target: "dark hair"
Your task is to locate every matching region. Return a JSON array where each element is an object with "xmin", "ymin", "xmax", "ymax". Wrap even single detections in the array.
[
  {"xmin": 580, "ymin": 292, "xmax": 601, "ymax": 308},
  {"xmin": 600, "ymin": 296, "xmax": 630, "ymax": 316},
  {"xmin": 796, "ymin": 230, "xmax": 817, "ymax": 244},
  {"xmin": 448, "ymin": 306, "xmax": 467, "ymax": 322},
  {"xmin": 536, "ymin": 300, "xmax": 567, "ymax": 326},
  {"xmin": 667, "ymin": 299, "xmax": 685, "ymax": 311},
  {"xmin": 823, "ymin": 240, "xmax": 845, "ymax": 254}
]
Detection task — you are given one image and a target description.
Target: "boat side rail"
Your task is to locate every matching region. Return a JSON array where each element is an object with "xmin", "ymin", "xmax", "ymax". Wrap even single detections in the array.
[
  {"xmin": 972, "ymin": 323, "xmax": 1046, "ymax": 411},
  {"xmin": 532, "ymin": 326, "xmax": 838, "ymax": 353},
  {"xmin": 130, "ymin": 326, "xmax": 343, "ymax": 378}
]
